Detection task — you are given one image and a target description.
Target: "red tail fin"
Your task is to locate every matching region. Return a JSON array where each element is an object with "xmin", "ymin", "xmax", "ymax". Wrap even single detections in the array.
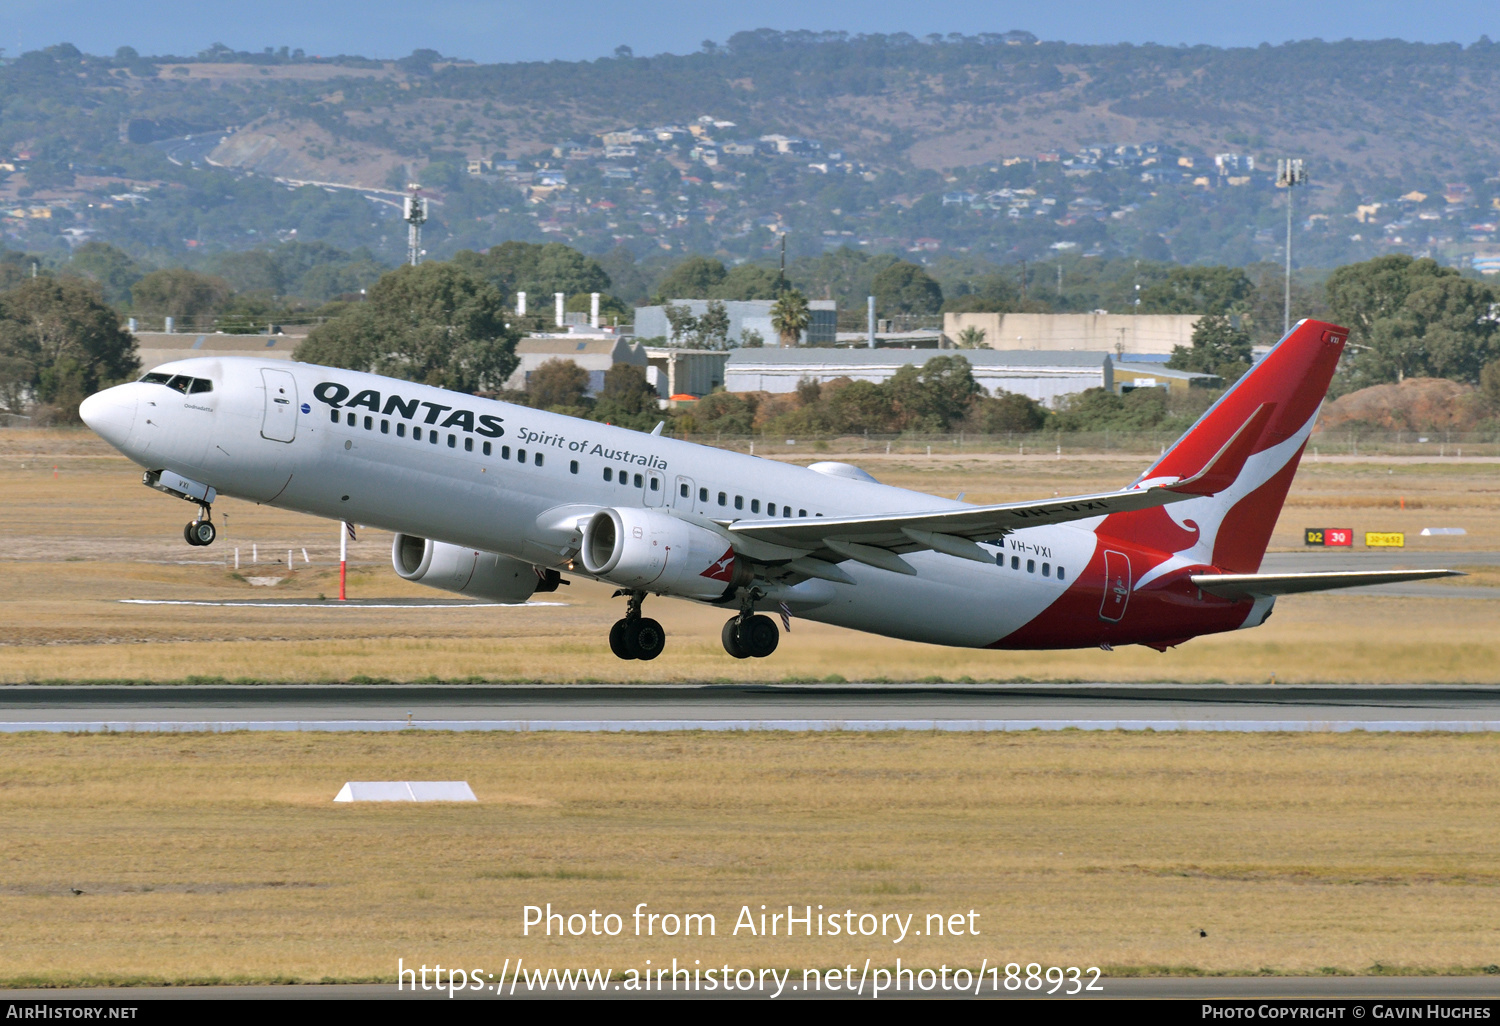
[{"xmin": 1101, "ymin": 319, "xmax": 1348, "ymax": 573}]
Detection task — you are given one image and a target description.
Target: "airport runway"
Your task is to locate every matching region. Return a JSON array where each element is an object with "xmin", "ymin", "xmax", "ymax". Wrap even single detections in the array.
[{"xmin": 2, "ymin": 683, "xmax": 1499, "ymax": 733}]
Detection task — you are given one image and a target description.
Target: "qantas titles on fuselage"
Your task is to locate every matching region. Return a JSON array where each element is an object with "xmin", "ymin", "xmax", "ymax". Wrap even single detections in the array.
[
  {"xmin": 313, "ymin": 381, "xmax": 669, "ymax": 470},
  {"xmin": 77, "ymin": 319, "xmax": 1456, "ymax": 660}
]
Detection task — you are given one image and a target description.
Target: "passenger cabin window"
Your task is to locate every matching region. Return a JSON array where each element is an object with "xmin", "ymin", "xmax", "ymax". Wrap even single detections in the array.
[
  {"xmin": 484, "ymin": 442, "xmax": 492, "ymax": 456},
  {"xmin": 447, "ymin": 434, "xmax": 456, "ymax": 448},
  {"xmin": 536, "ymin": 453, "xmax": 545, "ymax": 467},
  {"xmin": 604, "ymin": 468, "xmax": 613, "ymax": 482},
  {"xmin": 518, "ymin": 449, "xmax": 527, "ymax": 462},
  {"xmin": 1027, "ymin": 559, "xmax": 1035, "ymax": 573},
  {"xmin": 397, "ymin": 423, "xmax": 406, "ymax": 437},
  {"xmin": 464, "ymin": 437, "xmax": 473, "ymax": 452},
  {"xmin": 346, "ymin": 412, "xmax": 356, "ymax": 427},
  {"xmin": 718, "ymin": 491, "xmax": 727, "ymax": 506},
  {"xmin": 750, "ymin": 499, "xmax": 760, "ymax": 513},
  {"xmin": 799, "ymin": 509, "xmax": 807, "ymax": 517},
  {"xmin": 649, "ymin": 477, "xmax": 658, "ymax": 491},
  {"xmin": 699, "ymin": 487, "xmax": 708, "ymax": 502},
  {"xmin": 365, "ymin": 416, "xmax": 373, "ymax": 430},
  {"xmin": 680, "ymin": 483, "xmax": 690, "ymax": 498},
  {"xmin": 380, "ymin": 420, "xmax": 389, "ymax": 434},
  {"xmin": 631, "ymin": 472, "xmax": 639, "ymax": 485},
  {"xmin": 570, "ymin": 460, "xmax": 578, "ymax": 474},
  {"xmin": 1011, "ymin": 556, "xmax": 1019, "ymax": 570},
  {"xmin": 767, "ymin": 503, "xmax": 776, "ymax": 516},
  {"xmin": 430, "ymin": 431, "xmax": 438, "ymax": 445},
  {"xmin": 501, "ymin": 446, "xmax": 510, "ymax": 459},
  {"xmin": 330, "ymin": 410, "xmax": 339, "ymax": 424},
  {"xmin": 1042, "ymin": 563, "xmax": 1050, "ymax": 577},
  {"xmin": 734, "ymin": 495, "xmax": 743, "ymax": 510},
  {"xmin": 1058, "ymin": 567, "xmax": 1066, "ymax": 581}
]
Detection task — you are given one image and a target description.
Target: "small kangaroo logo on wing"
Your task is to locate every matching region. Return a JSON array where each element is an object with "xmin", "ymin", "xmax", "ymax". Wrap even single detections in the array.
[{"xmin": 700, "ymin": 547, "xmax": 737, "ymax": 581}]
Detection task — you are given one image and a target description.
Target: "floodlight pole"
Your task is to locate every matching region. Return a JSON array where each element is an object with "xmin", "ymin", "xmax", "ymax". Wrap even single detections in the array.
[{"xmin": 1277, "ymin": 158, "xmax": 1308, "ymax": 334}]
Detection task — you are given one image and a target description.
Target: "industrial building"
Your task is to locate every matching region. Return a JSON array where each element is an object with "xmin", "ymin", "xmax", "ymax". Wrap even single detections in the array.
[
  {"xmin": 724, "ymin": 349, "xmax": 1117, "ymax": 407},
  {"xmin": 504, "ymin": 333, "xmax": 648, "ymax": 395},
  {"xmin": 130, "ymin": 330, "xmax": 305, "ymax": 372},
  {"xmin": 942, "ymin": 312, "xmax": 1201, "ymax": 355}
]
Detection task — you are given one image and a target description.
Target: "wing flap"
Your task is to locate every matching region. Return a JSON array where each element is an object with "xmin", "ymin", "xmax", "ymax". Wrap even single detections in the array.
[{"xmin": 1191, "ymin": 569, "xmax": 1464, "ymax": 599}]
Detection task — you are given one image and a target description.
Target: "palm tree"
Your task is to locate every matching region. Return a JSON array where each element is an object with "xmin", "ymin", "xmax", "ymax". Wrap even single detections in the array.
[
  {"xmin": 770, "ymin": 289, "xmax": 811, "ymax": 347},
  {"xmin": 956, "ymin": 325, "xmax": 987, "ymax": 348}
]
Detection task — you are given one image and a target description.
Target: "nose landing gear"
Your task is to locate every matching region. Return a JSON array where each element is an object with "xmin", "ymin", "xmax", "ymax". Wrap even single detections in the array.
[
  {"xmin": 722, "ymin": 588, "xmax": 779, "ymax": 659},
  {"xmin": 608, "ymin": 589, "xmax": 665, "ymax": 661}
]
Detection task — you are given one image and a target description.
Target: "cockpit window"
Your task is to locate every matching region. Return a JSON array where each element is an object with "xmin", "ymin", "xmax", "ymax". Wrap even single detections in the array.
[{"xmin": 140, "ymin": 372, "xmax": 214, "ymax": 394}]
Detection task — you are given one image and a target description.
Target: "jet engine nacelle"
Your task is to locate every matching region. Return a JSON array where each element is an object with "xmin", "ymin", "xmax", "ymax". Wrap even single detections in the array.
[
  {"xmin": 580, "ymin": 507, "xmax": 744, "ymax": 600},
  {"xmin": 391, "ymin": 534, "xmax": 551, "ymax": 603}
]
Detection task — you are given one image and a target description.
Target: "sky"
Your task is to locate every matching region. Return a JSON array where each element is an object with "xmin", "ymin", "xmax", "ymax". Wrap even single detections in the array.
[{"xmin": 8, "ymin": 0, "xmax": 1500, "ymax": 63}]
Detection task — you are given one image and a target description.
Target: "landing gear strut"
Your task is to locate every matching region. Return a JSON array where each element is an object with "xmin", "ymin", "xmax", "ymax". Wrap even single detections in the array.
[
  {"xmin": 609, "ymin": 589, "xmax": 665, "ymax": 661},
  {"xmin": 722, "ymin": 588, "xmax": 779, "ymax": 659},
  {"xmin": 183, "ymin": 504, "xmax": 216, "ymax": 547}
]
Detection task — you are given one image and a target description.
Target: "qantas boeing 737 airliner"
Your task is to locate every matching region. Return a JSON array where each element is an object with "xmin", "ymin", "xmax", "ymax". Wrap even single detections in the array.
[{"xmin": 78, "ymin": 318, "xmax": 1457, "ymax": 661}]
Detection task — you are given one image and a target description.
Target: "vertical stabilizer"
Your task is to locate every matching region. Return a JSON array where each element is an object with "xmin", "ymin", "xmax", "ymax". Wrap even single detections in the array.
[{"xmin": 1100, "ymin": 318, "xmax": 1348, "ymax": 573}]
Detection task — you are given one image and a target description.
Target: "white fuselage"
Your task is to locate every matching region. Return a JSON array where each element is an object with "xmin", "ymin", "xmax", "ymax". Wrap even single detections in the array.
[{"xmin": 84, "ymin": 356, "xmax": 1107, "ymax": 648}]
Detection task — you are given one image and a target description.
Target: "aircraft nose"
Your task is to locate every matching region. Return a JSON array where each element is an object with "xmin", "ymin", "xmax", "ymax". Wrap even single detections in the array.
[{"xmin": 78, "ymin": 385, "xmax": 137, "ymax": 451}]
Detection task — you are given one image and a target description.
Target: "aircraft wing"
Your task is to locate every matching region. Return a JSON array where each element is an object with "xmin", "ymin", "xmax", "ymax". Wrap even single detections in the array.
[
  {"xmin": 729, "ymin": 404, "xmax": 1274, "ymax": 579},
  {"xmin": 1190, "ymin": 569, "xmax": 1465, "ymax": 599}
]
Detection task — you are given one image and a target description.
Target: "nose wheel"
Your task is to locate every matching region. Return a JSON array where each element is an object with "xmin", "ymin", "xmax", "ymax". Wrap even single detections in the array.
[
  {"xmin": 183, "ymin": 505, "xmax": 216, "ymax": 547},
  {"xmin": 608, "ymin": 589, "xmax": 665, "ymax": 661}
]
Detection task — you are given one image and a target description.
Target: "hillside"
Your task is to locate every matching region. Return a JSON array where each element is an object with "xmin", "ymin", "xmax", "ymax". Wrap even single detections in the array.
[{"xmin": 2, "ymin": 34, "xmax": 1500, "ymax": 270}]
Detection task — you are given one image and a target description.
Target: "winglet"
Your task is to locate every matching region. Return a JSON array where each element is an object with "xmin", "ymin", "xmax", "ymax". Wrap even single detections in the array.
[{"xmin": 1165, "ymin": 402, "xmax": 1275, "ymax": 497}]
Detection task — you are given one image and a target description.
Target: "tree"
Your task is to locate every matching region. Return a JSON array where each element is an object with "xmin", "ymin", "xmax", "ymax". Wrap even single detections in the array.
[
  {"xmin": 1137, "ymin": 266, "xmax": 1254, "ymax": 315},
  {"xmin": 451, "ymin": 241, "xmax": 610, "ymax": 304},
  {"xmin": 955, "ymin": 325, "xmax": 987, "ymax": 348},
  {"xmin": 872, "ymin": 261, "xmax": 943, "ymax": 315},
  {"xmin": 592, "ymin": 363, "xmax": 660, "ymax": 429},
  {"xmin": 0, "ymin": 277, "xmax": 138, "ymax": 419},
  {"xmin": 295, "ymin": 262, "xmax": 517, "ymax": 392},
  {"xmin": 528, "ymin": 358, "xmax": 591, "ymax": 411},
  {"xmin": 66, "ymin": 243, "xmax": 143, "ymax": 306},
  {"xmin": 771, "ymin": 289, "xmax": 811, "ymax": 346},
  {"xmin": 653, "ymin": 256, "xmax": 727, "ymax": 300},
  {"xmin": 1326, "ymin": 255, "xmax": 1498, "ymax": 387},
  {"xmin": 130, "ymin": 269, "xmax": 232, "ymax": 326},
  {"xmin": 715, "ymin": 264, "xmax": 780, "ymax": 300},
  {"xmin": 663, "ymin": 303, "xmax": 698, "ymax": 345},
  {"xmin": 696, "ymin": 300, "xmax": 731, "ymax": 350},
  {"xmin": 966, "ymin": 391, "xmax": 1047, "ymax": 433},
  {"xmin": 1167, "ymin": 313, "xmax": 1253, "ymax": 385}
]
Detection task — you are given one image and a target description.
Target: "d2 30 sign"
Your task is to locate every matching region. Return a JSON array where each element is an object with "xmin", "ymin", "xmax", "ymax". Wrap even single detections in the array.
[{"xmin": 1304, "ymin": 527, "xmax": 1354, "ymax": 546}]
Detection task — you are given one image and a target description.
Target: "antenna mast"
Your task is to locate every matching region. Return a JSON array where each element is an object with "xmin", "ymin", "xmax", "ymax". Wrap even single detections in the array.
[{"xmin": 402, "ymin": 184, "xmax": 428, "ymax": 267}]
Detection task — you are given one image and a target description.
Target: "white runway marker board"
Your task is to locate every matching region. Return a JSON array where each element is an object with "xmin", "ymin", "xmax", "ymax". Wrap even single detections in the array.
[{"xmin": 333, "ymin": 781, "xmax": 477, "ymax": 802}]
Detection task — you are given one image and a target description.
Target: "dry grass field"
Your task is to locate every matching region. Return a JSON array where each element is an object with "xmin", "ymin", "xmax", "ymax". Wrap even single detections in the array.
[
  {"xmin": 2, "ymin": 730, "xmax": 1498, "ymax": 985},
  {"xmin": 1, "ymin": 430, "xmax": 1496, "ymax": 684}
]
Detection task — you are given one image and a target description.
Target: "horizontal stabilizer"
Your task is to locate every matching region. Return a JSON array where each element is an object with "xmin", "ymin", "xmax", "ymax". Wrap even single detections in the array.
[{"xmin": 1190, "ymin": 569, "xmax": 1464, "ymax": 599}]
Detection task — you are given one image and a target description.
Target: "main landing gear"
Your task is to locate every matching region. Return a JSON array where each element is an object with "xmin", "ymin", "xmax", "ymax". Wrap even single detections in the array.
[
  {"xmin": 721, "ymin": 588, "xmax": 779, "ymax": 659},
  {"xmin": 183, "ymin": 505, "xmax": 216, "ymax": 547},
  {"xmin": 609, "ymin": 589, "xmax": 665, "ymax": 661}
]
